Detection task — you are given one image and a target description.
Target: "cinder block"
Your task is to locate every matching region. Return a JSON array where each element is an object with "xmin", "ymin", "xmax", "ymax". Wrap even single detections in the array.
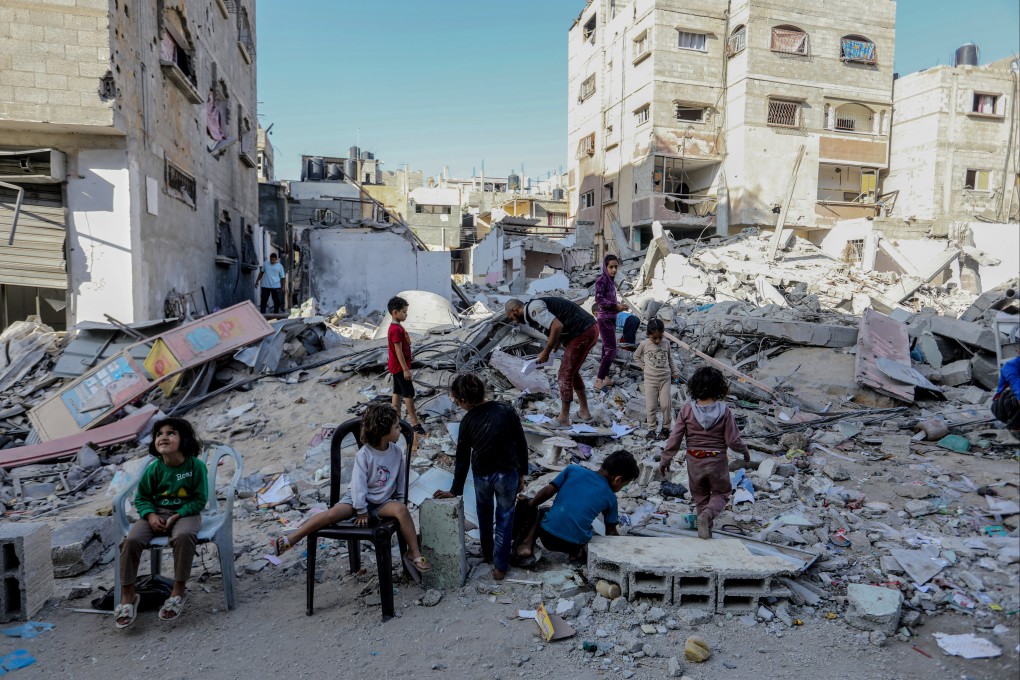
[
  {"xmin": 673, "ymin": 573, "xmax": 717, "ymax": 610},
  {"xmin": 419, "ymin": 497, "xmax": 466, "ymax": 590},
  {"xmin": 587, "ymin": 557, "xmax": 628, "ymax": 598},
  {"xmin": 0, "ymin": 522, "xmax": 54, "ymax": 622},
  {"xmin": 717, "ymin": 574, "xmax": 772, "ymax": 613},
  {"xmin": 50, "ymin": 517, "xmax": 118, "ymax": 578},
  {"xmin": 627, "ymin": 569, "xmax": 673, "ymax": 603}
]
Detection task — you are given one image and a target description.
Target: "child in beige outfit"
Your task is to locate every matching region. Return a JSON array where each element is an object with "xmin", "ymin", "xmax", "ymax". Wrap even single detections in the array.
[{"xmin": 632, "ymin": 319, "xmax": 679, "ymax": 440}]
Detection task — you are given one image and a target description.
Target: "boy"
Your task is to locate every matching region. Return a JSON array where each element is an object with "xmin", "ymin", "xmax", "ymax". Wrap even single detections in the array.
[
  {"xmin": 255, "ymin": 253, "xmax": 287, "ymax": 314},
  {"xmin": 991, "ymin": 347, "xmax": 1020, "ymax": 434},
  {"xmin": 386, "ymin": 296, "xmax": 425, "ymax": 436},
  {"xmin": 514, "ymin": 450, "xmax": 639, "ymax": 561}
]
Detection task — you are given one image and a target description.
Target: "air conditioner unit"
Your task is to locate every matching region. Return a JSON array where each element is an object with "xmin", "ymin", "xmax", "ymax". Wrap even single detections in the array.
[{"xmin": 0, "ymin": 148, "xmax": 66, "ymax": 183}]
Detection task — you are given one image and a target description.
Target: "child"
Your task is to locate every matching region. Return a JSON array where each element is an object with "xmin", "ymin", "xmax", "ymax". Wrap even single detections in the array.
[
  {"xmin": 514, "ymin": 451, "xmax": 639, "ymax": 561},
  {"xmin": 386, "ymin": 295, "xmax": 425, "ymax": 436},
  {"xmin": 434, "ymin": 374, "xmax": 529, "ymax": 580},
  {"xmin": 991, "ymin": 347, "xmax": 1020, "ymax": 433},
  {"xmin": 594, "ymin": 254, "xmax": 629, "ymax": 391},
  {"xmin": 658, "ymin": 367, "xmax": 750, "ymax": 539},
  {"xmin": 274, "ymin": 404, "xmax": 431, "ymax": 572},
  {"xmin": 115, "ymin": 417, "xmax": 208, "ymax": 628},
  {"xmin": 616, "ymin": 311, "xmax": 640, "ymax": 350},
  {"xmin": 632, "ymin": 318, "xmax": 679, "ymax": 440}
]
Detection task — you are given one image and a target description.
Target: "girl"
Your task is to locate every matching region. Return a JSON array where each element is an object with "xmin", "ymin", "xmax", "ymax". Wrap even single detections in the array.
[
  {"xmin": 115, "ymin": 417, "xmax": 207, "ymax": 628},
  {"xmin": 594, "ymin": 253, "xmax": 628, "ymax": 391},
  {"xmin": 657, "ymin": 367, "xmax": 750, "ymax": 539},
  {"xmin": 632, "ymin": 318, "xmax": 679, "ymax": 440},
  {"xmin": 274, "ymin": 403, "xmax": 431, "ymax": 574},
  {"xmin": 434, "ymin": 374, "xmax": 529, "ymax": 580}
]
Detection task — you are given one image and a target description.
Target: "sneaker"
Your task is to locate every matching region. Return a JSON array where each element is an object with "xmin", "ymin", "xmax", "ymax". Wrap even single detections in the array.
[
  {"xmin": 644, "ymin": 430, "xmax": 656, "ymax": 440},
  {"xmin": 656, "ymin": 428, "xmax": 670, "ymax": 440}
]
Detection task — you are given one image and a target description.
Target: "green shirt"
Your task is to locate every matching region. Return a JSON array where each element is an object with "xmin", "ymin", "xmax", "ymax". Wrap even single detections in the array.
[{"xmin": 134, "ymin": 455, "xmax": 208, "ymax": 518}]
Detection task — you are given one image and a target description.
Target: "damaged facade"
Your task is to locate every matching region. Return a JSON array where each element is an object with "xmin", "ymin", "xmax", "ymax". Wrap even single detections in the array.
[
  {"xmin": 567, "ymin": 0, "xmax": 896, "ymax": 251},
  {"xmin": 0, "ymin": 0, "xmax": 260, "ymax": 330}
]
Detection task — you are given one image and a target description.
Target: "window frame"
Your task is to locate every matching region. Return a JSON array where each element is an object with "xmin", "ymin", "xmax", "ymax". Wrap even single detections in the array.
[
  {"xmin": 964, "ymin": 169, "xmax": 991, "ymax": 192},
  {"xmin": 579, "ymin": 190, "xmax": 596, "ymax": 209},
  {"xmin": 603, "ymin": 181, "xmax": 615, "ymax": 203},
  {"xmin": 676, "ymin": 30, "xmax": 707, "ymax": 52},
  {"xmin": 770, "ymin": 26, "xmax": 809, "ymax": 56},
  {"xmin": 237, "ymin": 7, "xmax": 255, "ymax": 63},
  {"xmin": 727, "ymin": 25, "xmax": 746, "ymax": 57},
  {"xmin": 766, "ymin": 98, "xmax": 802, "ymax": 128},
  {"xmin": 634, "ymin": 104, "xmax": 650, "ymax": 126},
  {"xmin": 674, "ymin": 102, "xmax": 707, "ymax": 123},
  {"xmin": 632, "ymin": 29, "xmax": 651, "ymax": 64},
  {"xmin": 164, "ymin": 157, "xmax": 197, "ymax": 208},
  {"xmin": 840, "ymin": 36, "xmax": 877, "ymax": 65},
  {"xmin": 575, "ymin": 133, "xmax": 596, "ymax": 159},
  {"xmin": 970, "ymin": 92, "xmax": 1003, "ymax": 117},
  {"xmin": 579, "ymin": 74, "xmax": 596, "ymax": 102},
  {"xmin": 582, "ymin": 14, "xmax": 597, "ymax": 44}
]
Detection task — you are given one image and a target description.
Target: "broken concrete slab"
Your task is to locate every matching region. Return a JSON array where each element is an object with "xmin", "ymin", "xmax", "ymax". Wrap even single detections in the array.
[
  {"xmin": 489, "ymin": 350, "xmax": 552, "ymax": 395},
  {"xmin": 419, "ymin": 497, "xmax": 466, "ymax": 590},
  {"xmin": 845, "ymin": 583, "xmax": 902, "ymax": 635},
  {"xmin": 0, "ymin": 522, "xmax": 54, "ymax": 622},
  {"xmin": 938, "ymin": 359, "xmax": 972, "ymax": 387},
  {"xmin": 888, "ymin": 548, "xmax": 948, "ymax": 584},
  {"xmin": 50, "ymin": 517, "xmax": 118, "ymax": 578},
  {"xmin": 929, "ymin": 316, "xmax": 996, "ymax": 353},
  {"xmin": 719, "ymin": 316, "xmax": 858, "ymax": 348}
]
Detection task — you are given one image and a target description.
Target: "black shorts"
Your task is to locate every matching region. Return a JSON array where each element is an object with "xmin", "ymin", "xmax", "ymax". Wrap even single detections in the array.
[
  {"xmin": 537, "ymin": 510, "xmax": 585, "ymax": 556},
  {"xmin": 391, "ymin": 372, "xmax": 416, "ymax": 399}
]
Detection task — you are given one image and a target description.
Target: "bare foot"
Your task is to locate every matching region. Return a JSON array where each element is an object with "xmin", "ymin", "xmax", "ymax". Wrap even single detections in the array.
[
  {"xmin": 515, "ymin": 546, "xmax": 533, "ymax": 559},
  {"xmin": 576, "ymin": 409, "xmax": 592, "ymax": 421},
  {"xmin": 556, "ymin": 417, "xmax": 571, "ymax": 427}
]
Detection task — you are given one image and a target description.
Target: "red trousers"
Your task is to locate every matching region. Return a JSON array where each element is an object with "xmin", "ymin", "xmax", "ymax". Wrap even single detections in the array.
[
  {"xmin": 558, "ymin": 325, "xmax": 598, "ymax": 402},
  {"xmin": 686, "ymin": 454, "xmax": 732, "ymax": 520}
]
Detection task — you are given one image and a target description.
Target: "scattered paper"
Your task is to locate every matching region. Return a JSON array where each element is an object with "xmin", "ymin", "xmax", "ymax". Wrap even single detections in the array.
[
  {"xmin": 933, "ymin": 633, "xmax": 1002, "ymax": 659},
  {"xmin": 569, "ymin": 424, "xmax": 598, "ymax": 434},
  {"xmin": 256, "ymin": 473, "xmax": 295, "ymax": 509},
  {"xmin": 526, "ymin": 414, "xmax": 553, "ymax": 424},
  {"xmin": 610, "ymin": 423, "xmax": 635, "ymax": 439},
  {"xmin": 445, "ymin": 422, "xmax": 460, "ymax": 442},
  {"xmin": 263, "ymin": 554, "xmax": 282, "ymax": 566},
  {"xmin": 517, "ymin": 609, "xmax": 537, "ymax": 619},
  {"xmin": 985, "ymin": 495, "xmax": 1019, "ymax": 516}
]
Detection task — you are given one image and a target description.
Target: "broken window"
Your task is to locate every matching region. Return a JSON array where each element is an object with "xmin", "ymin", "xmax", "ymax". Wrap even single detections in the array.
[
  {"xmin": 972, "ymin": 93, "xmax": 999, "ymax": 115},
  {"xmin": 635, "ymin": 104, "xmax": 650, "ymax": 125},
  {"xmin": 632, "ymin": 30, "xmax": 649, "ymax": 62},
  {"xmin": 314, "ymin": 208, "xmax": 338, "ymax": 225},
  {"xmin": 675, "ymin": 102, "xmax": 706, "ymax": 122},
  {"xmin": 841, "ymin": 36, "xmax": 876, "ymax": 64},
  {"xmin": 215, "ymin": 209, "xmax": 238, "ymax": 261},
  {"xmin": 964, "ymin": 169, "xmax": 991, "ymax": 191},
  {"xmin": 677, "ymin": 31, "xmax": 706, "ymax": 52},
  {"xmin": 579, "ymin": 75, "xmax": 596, "ymax": 102},
  {"xmin": 165, "ymin": 159, "xmax": 196, "ymax": 207},
  {"xmin": 770, "ymin": 26, "xmax": 808, "ymax": 56},
  {"xmin": 842, "ymin": 239, "xmax": 865, "ymax": 264},
  {"xmin": 238, "ymin": 107, "xmax": 255, "ymax": 167},
  {"xmin": 240, "ymin": 220, "xmax": 258, "ymax": 269},
  {"xmin": 604, "ymin": 181, "xmax": 615, "ymax": 201},
  {"xmin": 207, "ymin": 84, "xmax": 229, "ymax": 142},
  {"xmin": 653, "ymin": 156, "xmax": 692, "ymax": 195},
  {"xmin": 582, "ymin": 14, "xmax": 596, "ymax": 44},
  {"xmin": 579, "ymin": 190, "xmax": 595, "ymax": 209},
  {"xmin": 575, "ymin": 133, "xmax": 596, "ymax": 159},
  {"xmin": 767, "ymin": 98, "xmax": 801, "ymax": 128},
  {"xmin": 415, "ymin": 204, "xmax": 453, "ymax": 215},
  {"xmin": 727, "ymin": 25, "xmax": 746, "ymax": 56},
  {"xmin": 237, "ymin": 7, "xmax": 255, "ymax": 61},
  {"xmin": 159, "ymin": 12, "xmax": 199, "ymax": 99}
]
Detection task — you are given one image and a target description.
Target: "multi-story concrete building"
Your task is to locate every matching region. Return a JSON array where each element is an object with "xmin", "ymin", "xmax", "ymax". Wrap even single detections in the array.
[
  {"xmin": 0, "ymin": 0, "xmax": 260, "ymax": 330},
  {"xmin": 567, "ymin": 0, "xmax": 896, "ymax": 252},
  {"xmin": 884, "ymin": 55, "xmax": 1020, "ymax": 228}
]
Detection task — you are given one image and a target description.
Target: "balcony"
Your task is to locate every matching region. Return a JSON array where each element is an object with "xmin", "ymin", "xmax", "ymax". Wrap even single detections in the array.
[{"xmin": 632, "ymin": 193, "xmax": 716, "ymax": 227}]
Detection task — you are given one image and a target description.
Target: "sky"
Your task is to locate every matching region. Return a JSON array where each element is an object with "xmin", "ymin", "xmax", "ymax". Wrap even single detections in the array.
[{"xmin": 256, "ymin": 0, "xmax": 1020, "ymax": 183}]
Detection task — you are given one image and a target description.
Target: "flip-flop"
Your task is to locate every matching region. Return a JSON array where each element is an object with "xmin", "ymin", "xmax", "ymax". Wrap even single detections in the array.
[
  {"xmin": 113, "ymin": 594, "xmax": 140, "ymax": 629},
  {"xmin": 574, "ymin": 415, "xmax": 595, "ymax": 423},
  {"xmin": 158, "ymin": 594, "xmax": 187, "ymax": 621},
  {"xmin": 273, "ymin": 535, "xmax": 292, "ymax": 556},
  {"xmin": 402, "ymin": 556, "xmax": 423, "ymax": 584},
  {"xmin": 410, "ymin": 555, "xmax": 432, "ymax": 572},
  {"xmin": 550, "ymin": 422, "xmax": 573, "ymax": 431}
]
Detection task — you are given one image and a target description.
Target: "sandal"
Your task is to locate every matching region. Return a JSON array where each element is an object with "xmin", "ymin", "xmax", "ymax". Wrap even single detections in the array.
[
  {"xmin": 408, "ymin": 554, "xmax": 432, "ymax": 572},
  {"xmin": 402, "ymin": 556, "xmax": 423, "ymax": 584},
  {"xmin": 113, "ymin": 594, "xmax": 140, "ymax": 629},
  {"xmin": 273, "ymin": 535, "xmax": 292, "ymax": 556},
  {"xmin": 412, "ymin": 424, "xmax": 427, "ymax": 436},
  {"xmin": 159, "ymin": 594, "xmax": 187, "ymax": 621}
]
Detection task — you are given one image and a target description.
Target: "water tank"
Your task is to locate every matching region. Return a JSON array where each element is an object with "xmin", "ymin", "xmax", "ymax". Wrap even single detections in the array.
[
  {"xmin": 508, "ymin": 172, "xmax": 521, "ymax": 191},
  {"xmin": 325, "ymin": 163, "xmax": 343, "ymax": 180},
  {"xmin": 552, "ymin": 188, "xmax": 565, "ymax": 200},
  {"xmin": 306, "ymin": 157, "xmax": 324, "ymax": 181},
  {"xmin": 365, "ymin": 151, "xmax": 375, "ymax": 160},
  {"xmin": 954, "ymin": 43, "xmax": 978, "ymax": 67},
  {"xmin": 344, "ymin": 159, "xmax": 357, "ymax": 180}
]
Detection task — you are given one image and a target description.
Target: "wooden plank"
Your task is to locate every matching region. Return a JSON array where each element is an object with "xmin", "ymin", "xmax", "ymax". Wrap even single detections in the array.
[
  {"xmin": 1, "ymin": 405, "xmax": 157, "ymax": 469},
  {"xmin": 767, "ymin": 144, "xmax": 806, "ymax": 262}
]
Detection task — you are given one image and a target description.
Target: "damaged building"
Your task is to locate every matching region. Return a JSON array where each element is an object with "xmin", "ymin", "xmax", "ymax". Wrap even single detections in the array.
[
  {"xmin": 567, "ymin": 0, "xmax": 896, "ymax": 250},
  {"xmin": 0, "ymin": 0, "xmax": 261, "ymax": 331}
]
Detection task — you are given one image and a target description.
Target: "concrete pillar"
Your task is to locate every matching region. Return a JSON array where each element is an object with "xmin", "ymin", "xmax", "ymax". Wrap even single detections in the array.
[
  {"xmin": 419, "ymin": 497, "xmax": 466, "ymax": 590},
  {"xmin": 0, "ymin": 523, "xmax": 54, "ymax": 622}
]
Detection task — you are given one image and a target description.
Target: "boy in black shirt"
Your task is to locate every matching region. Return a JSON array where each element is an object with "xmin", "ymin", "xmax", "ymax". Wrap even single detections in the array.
[{"xmin": 435, "ymin": 373, "xmax": 529, "ymax": 579}]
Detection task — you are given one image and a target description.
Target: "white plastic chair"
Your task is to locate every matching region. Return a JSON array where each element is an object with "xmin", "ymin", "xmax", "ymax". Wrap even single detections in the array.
[{"xmin": 113, "ymin": 444, "xmax": 243, "ymax": 610}]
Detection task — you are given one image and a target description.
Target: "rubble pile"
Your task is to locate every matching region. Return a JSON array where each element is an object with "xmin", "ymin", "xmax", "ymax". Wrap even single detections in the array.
[{"xmin": 0, "ymin": 229, "xmax": 1017, "ymax": 674}]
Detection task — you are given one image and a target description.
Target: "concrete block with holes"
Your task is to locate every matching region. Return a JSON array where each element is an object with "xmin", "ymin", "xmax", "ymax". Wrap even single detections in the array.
[{"xmin": 0, "ymin": 522, "xmax": 54, "ymax": 622}]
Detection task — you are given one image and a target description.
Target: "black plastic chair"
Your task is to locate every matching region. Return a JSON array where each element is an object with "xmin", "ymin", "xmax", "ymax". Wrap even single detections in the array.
[{"xmin": 305, "ymin": 416, "xmax": 414, "ymax": 621}]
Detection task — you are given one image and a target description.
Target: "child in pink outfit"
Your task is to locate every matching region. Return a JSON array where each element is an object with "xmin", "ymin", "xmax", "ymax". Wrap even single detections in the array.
[{"xmin": 658, "ymin": 367, "xmax": 750, "ymax": 539}]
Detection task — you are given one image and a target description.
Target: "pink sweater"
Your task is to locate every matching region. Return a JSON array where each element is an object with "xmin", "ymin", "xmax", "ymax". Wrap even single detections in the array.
[{"xmin": 660, "ymin": 402, "xmax": 749, "ymax": 468}]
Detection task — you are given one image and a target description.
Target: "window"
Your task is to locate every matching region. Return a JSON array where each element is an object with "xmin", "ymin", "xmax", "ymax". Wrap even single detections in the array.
[
  {"xmin": 215, "ymin": 208, "xmax": 238, "ymax": 262},
  {"xmin": 635, "ymin": 104, "xmax": 650, "ymax": 125},
  {"xmin": 842, "ymin": 239, "xmax": 865, "ymax": 264},
  {"xmin": 841, "ymin": 36, "xmax": 876, "ymax": 64},
  {"xmin": 415, "ymin": 204, "xmax": 453, "ymax": 215},
  {"xmin": 677, "ymin": 31, "xmax": 707, "ymax": 52},
  {"xmin": 604, "ymin": 181, "xmax": 615, "ymax": 201},
  {"xmin": 972, "ymin": 93, "xmax": 999, "ymax": 115},
  {"xmin": 579, "ymin": 75, "xmax": 596, "ymax": 102},
  {"xmin": 575, "ymin": 133, "xmax": 596, "ymax": 159},
  {"xmin": 159, "ymin": 15, "xmax": 202, "ymax": 103},
  {"xmin": 675, "ymin": 103, "xmax": 706, "ymax": 122},
  {"xmin": 238, "ymin": 108, "xmax": 255, "ymax": 167},
  {"xmin": 767, "ymin": 98, "xmax": 801, "ymax": 128},
  {"xmin": 832, "ymin": 103, "xmax": 875, "ymax": 133},
  {"xmin": 770, "ymin": 26, "xmax": 808, "ymax": 56},
  {"xmin": 653, "ymin": 156, "xmax": 692, "ymax": 195},
  {"xmin": 237, "ymin": 7, "xmax": 255, "ymax": 62},
  {"xmin": 582, "ymin": 14, "xmax": 596, "ymax": 44},
  {"xmin": 579, "ymin": 190, "xmax": 595, "ymax": 209},
  {"xmin": 165, "ymin": 158, "xmax": 196, "ymax": 208},
  {"xmin": 549, "ymin": 214, "xmax": 567, "ymax": 227},
  {"xmin": 727, "ymin": 25, "xmax": 746, "ymax": 56},
  {"xmin": 964, "ymin": 170, "xmax": 990, "ymax": 191},
  {"xmin": 632, "ymin": 30, "xmax": 650, "ymax": 63}
]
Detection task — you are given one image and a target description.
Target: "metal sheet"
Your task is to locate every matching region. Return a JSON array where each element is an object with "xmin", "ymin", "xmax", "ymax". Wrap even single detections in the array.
[
  {"xmin": 0, "ymin": 186, "xmax": 66, "ymax": 288},
  {"xmin": 855, "ymin": 308, "xmax": 914, "ymax": 402}
]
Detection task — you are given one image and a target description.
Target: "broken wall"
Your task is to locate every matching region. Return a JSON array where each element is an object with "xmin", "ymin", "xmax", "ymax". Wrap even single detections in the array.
[{"xmin": 306, "ymin": 229, "xmax": 451, "ymax": 315}]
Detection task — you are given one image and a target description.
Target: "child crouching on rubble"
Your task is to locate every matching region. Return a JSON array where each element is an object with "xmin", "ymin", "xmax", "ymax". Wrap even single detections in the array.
[
  {"xmin": 991, "ymin": 346, "xmax": 1020, "ymax": 434},
  {"xmin": 273, "ymin": 403, "xmax": 431, "ymax": 573},
  {"xmin": 115, "ymin": 417, "xmax": 207, "ymax": 629},
  {"xmin": 633, "ymin": 318, "xmax": 680, "ymax": 441},
  {"xmin": 434, "ymin": 373, "xmax": 529, "ymax": 580},
  {"xmin": 658, "ymin": 366, "xmax": 750, "ymax": 540},
  {"xmin": 514, "ymin": 451, "xmax": 639, "ymax": 562}
]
